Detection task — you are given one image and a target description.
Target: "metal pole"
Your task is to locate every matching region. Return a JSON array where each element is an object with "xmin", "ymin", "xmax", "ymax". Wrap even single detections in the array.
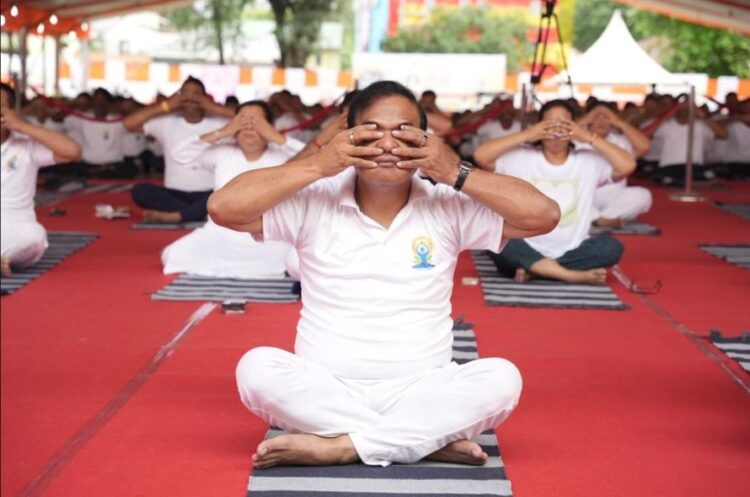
[
  {"xmin": 669, "ymin": 85, "xmax": 706, "ymax": 202},
  {"xmin": 19, "ymin": 27, "xmax": 28, "ymax": 108},
  {"xmin": 54, "ymin": 35, "xmax": 61, "ymax": 96},
  {"xmin": 42, "ymin": 34, "xmax": 47, "ymax": 95},
  {"xmin": 520, "ymin": 83, "xmax": 528, "ymax": 130}
]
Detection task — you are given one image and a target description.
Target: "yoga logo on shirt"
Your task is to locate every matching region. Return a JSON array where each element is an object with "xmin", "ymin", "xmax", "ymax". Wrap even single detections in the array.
[
  {"xmin": 412, "ymin": 236, "xmax": 435, "ymax": 269},
  {"xmin": 3, "ymin": 155, "xmax": 18, "ymax": 173}
]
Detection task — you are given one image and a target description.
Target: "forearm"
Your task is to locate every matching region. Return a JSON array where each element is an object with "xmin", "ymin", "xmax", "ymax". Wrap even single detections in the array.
[
  {"xmin": 591, "ymin": 136, "xmax": 636, "ymax": 178},
  {"xmin": 16, "ymin": 121, "xmax": 81, "ymax": 161},
  {"xmin": 704, "ymin": 118, "xmax": 728, "ymax": 139},
  {"xmin": 205, "ymin": 102, "xmax": 235, "ymax": 118},
  {"xmin": 461, "ymin": 168, "xmax": 560, "ymax": 236},
  {"xmin": 122, "ymin": 103, "xmax": 164, "ymax": 132},
  {"xmin": 616, "ymin": 121, "xmax": 651, "ymax": 157},
  {"xmin": 473, "ymin": 132, "xmax": 527, "ymax": 171},
  {"xmin": 208, "ymin": 156, "xmax": 322, "ymax": 231}
]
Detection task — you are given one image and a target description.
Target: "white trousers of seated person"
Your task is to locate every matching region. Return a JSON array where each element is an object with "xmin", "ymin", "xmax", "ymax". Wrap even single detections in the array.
[
  {"xmin": 0, "ymin": 217, "xmax": 48, "ymax": 268},
  {"xmin": 594, "ymin": 183, "xmax": 653, "ymax": 221},
  {"xmin": 161, "ymin": 220, "xmax": 299, "ymax": 279},
  {"xmin": 236, "ymin": 347, "xmax": 522, "ymax": 467}
]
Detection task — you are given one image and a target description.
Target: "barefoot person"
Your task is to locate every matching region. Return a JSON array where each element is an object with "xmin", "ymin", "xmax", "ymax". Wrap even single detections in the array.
[
  {"xmin": 123, "ymin": 76, "xmax": 232, "ymax": 224},
  {"xmin": 209, "ymin": 81, "xmax": 559, "ymax": 468},
  {"xmin": 1, "ymin": 83, "xmax": 82, "ymax": 277},
  {"xmin": 474, "ymin": 99, "xmax": 636, "ymax": 285},
  {"xmin": 577, "ymin": 101, "xmax": 652, "ymax": 228},
  {"xmin": 161, "ymin": 100, "xmax": 303, "ymax": 279}
]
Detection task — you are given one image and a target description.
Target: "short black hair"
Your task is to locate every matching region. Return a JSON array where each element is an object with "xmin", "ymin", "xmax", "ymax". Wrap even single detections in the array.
[
  {"xmin": 339, "ymin": 90, "xmax": 360, "ymax": 113},
  {"xmin": 347, "ymin": 80, "xmax": 427, "ymax": 130},
  {"xmin": 182, "ymin": 76, "xmax": 206, "ymax": 94},
  {"xmin": 421, "ymin": 90, "xmax": 436, "ymax": 99},
  {"xmin": 76, "ymin": 92, "xmax": 92, "ymax": 101},
  {"xmin": 93, "ymin": 87, "xmax": 113, "ymax": 102},
  {"xmin": 0, "ymin": 82, "xmax": 16, "ymax": 108},
  {"xmin": 539, "ymin": 99, "xmax": 577, "ymax": 120},
  {"xmin": 236, "ymin": 99, "xmax": 274, "ymax": 124},
  {"xmin": 225, "ymin": 95, "xmax": 239, "ymax": 106},
  {"xmin": 588, "ymin": 100, "xmax": 617, "ymax": 113}
]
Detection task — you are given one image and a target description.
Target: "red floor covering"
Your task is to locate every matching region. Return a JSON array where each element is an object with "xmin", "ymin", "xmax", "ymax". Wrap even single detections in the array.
[{"xmin": 2, "ymin": 180, "xmax": 749, "ymax": 497}]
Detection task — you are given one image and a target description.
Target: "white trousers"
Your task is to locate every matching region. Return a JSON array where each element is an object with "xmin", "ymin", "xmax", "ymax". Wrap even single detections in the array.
[
  {"xmin": 236, "ymin": 347, "xmax": 522, "ymax": 467},
  {"xmin": 594, "ymin": 184, "xmax": 653, "ymax": 221},
  {"xmin": 0, "ymin": 217, "xmax": 48, "ymax": 268}
]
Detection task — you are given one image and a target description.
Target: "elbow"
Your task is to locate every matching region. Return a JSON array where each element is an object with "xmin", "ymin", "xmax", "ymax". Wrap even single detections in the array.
[
  {"xmin": 207, "ymin": 191, "xmax": 229, "ymax": 227},
  {"xmin": 122, "ymin": 118, "xmax": 137, "ymax": 132},
  {"xmin": 66, "ymin": 142, "xmax": 82, "ymax": 162}
]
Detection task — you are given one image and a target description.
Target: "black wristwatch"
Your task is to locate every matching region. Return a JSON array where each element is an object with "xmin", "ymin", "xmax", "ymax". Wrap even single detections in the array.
[{"xmin": 453, "ymin": 160, "xmax": 475, "ymax": 192}]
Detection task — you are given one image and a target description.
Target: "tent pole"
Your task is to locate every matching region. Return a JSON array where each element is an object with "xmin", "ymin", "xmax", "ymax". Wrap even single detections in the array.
[{"xmin": 669, "ymin": 85, "xmax": 705, "ymax": 202}]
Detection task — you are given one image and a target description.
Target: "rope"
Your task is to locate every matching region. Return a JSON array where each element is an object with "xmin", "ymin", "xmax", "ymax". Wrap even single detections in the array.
[
  {"xmin": 25, "ymin": 84, "xmax": 125, "ymax": 123},
  {"xmin": 641, "ymin": 100, "xmax": 681, "ymax": 135},
  {"xmin": 278, "ymin": 92, "xmax": 347, "ymax": 134}
]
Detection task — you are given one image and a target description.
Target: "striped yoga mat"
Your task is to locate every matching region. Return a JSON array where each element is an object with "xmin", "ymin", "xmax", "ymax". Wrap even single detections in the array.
[
  {"xmin": 247, "ymin": 323, "xmax": 513, "ymax": 497},
  {"xmin": 710, "ymin": 331, "xmax": 750, "ymax": 373},
  {"xmin": 152, "ymin": 274, "xmax": 300, "ymax": 303},
  {"xmin": 715, "ymin": 202, "xmax": 750, "ymax": 221},
  {"xmin": 1, "ymin": 232, "xmax": 99, "ymax": 295},
  {"xmin": 699, "ymin": 244, "xmax": 750, "ymax": 270},
  {"xmin": 131, "ymin": 222, "xmax": 205, "ymax": 230},
  {"xmin": 590, "ymin": 221, "xmax": 660, "ymax": 236},
  {"xmin": 471, "ymin": 251, "xmax": 627, "ymax": 310}
]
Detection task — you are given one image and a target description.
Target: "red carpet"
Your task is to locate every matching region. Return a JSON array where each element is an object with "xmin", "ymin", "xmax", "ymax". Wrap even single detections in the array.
[{"xmin": 2, "ymin": 180, "xmax": 749, "ymax": 497}]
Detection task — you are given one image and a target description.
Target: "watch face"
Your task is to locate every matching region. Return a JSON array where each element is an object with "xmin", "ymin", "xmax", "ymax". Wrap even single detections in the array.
[{"xmin": 458, "ymin": 160, "xmax": 475, "ymax": 170}]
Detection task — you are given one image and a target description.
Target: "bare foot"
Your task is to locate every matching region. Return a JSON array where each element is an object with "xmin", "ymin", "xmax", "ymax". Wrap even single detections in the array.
[
  {"xmin": 252, "ymin": 433, "xmax": 359, "ymax": 469},
  {"xmin": 426, "ymin": 439, "xmax": 488, "ymax": 466},
  {"xmin": 593, "ymin": 217, "xmax": 625, "ymax": 228},
  {"xmin": 561, "ymin": 268, "xmax": 607, "ymax": 285},
  {"xmin": 514, "ymin": 268, "xmax": 532, "ymax": 283},
  {"xmin": 1, "ymin": 257, "xmax": 11, "ymax": 278},
  {"xmin": 142, "ymin": 210, "xmax": 182, "ymax": 224}
]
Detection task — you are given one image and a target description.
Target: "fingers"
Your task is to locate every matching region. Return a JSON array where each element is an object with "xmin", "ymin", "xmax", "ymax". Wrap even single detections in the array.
[
  {"xmin": 392, "ymin": 125, "xmax": 430, "ymax": 147},
  {"xmin": 394, "ymin": 159, "xmax": 427, "ymax": 169},
  {"xmin": 347, "ymin": 124, "xmax": 384, "ymax": 144},
  {"xmin": 392, "ymin": 146, "xmax": 428, "ymax": 159},
  {"xmin": 350, "ymin": 157, "xmax": 378, "ymax": 168},
  {"xmin": 348, "ymin": 145, "xmax": 383, "ymax": 157}
]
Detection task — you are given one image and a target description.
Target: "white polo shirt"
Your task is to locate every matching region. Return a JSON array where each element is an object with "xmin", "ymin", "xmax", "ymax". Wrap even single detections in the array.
[
  {"xmin": 653, "ymin": 118, "xmax": 713, "ymax": 167},
  {"xmin": 263, "ymin": 169, "xmax": 504, "ymax": 379},
  {"xmin": 144, "ymin": 114, "xmax": 228, "ymax": 191},
  {"xmin": 64, "ymin": 114, "xmax": 127, "ymax": 165},
  {"xmin": 1, "ymin": 133, "xmax": 55, "ymax": 222}
]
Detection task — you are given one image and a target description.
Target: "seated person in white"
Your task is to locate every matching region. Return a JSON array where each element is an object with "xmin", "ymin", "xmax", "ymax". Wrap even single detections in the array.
[
  {"xmin": 721, "ymin": 99, "xmax": 750, "ymax": 178},
  {"xmin": 647, "ymin": 101, "xmax": 727, "ymax": 186},
  {"xmin": 123, "ymin": 76, "xmax": 233, "ymax": 224},
  {"xmin": 1, "ymin": 83, "xmax": 82, "ymax": 277},
  {"xmin": 209, "ymin": 81, "xmax": 560, "ymax": 468},
  {"xmin": 475, "ymin": 99, "xmax": 636, "ymax": 285},
  {"xmin": 577, "ymin": 102, "xmax": 653, "ymax": 228},
  {"xmin": 163, "ymin": 101, "xmax": 303, "ymax": 279}
]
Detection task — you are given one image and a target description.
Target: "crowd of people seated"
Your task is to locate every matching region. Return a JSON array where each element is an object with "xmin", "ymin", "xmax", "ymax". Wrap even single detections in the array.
[{"xmin": 2, "ymin": 78, "xmax": 748, "ymax": 283}]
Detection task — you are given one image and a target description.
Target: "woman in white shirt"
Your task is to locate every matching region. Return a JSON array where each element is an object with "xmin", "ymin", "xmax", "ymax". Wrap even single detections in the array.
[
  {"xmin": 162, "ymin": 100, "xmax": 303, "ymax": 279},
  {"xmin": 577, "ymin": 101, "xmax": 653, "ymax": 228},
  {"xmin": 474, "ymin": 99, "xmax": 636, "ymax": 285},
  {"xmin": 1, "ymin": 83, "xmax": 82, "ymax": 277}
]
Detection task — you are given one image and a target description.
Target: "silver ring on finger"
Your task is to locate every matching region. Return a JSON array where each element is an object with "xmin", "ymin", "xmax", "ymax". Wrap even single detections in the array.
[
  {"xmin": 348, "ymin": 130, "xmax": 355, "ymax": 145},
  {"xmin": 420, "ymin": 134, "xmax": 429, "ymax": 147}
]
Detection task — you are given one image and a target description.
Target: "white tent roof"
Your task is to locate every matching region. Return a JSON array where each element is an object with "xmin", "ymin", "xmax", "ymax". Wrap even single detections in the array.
[{"xmin": 558, "ymin": 10, "xmax": 681, "ymax": 86}]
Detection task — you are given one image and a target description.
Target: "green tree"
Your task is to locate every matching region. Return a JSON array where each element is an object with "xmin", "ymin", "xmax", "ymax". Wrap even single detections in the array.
[
  {"xmin": 572, "ymin": 0, "xmax": 750, "ymax": 77},
  {"xmin": 269, "ymin": 0, "xmax": 338, "ymax": 67},
  {"xmin": 164, "ymin": 0, "xmax": 250, "ymax": 65},
  {"xmin": 381, "ymin": 7, "xmax": 532, "ymax": 73}
]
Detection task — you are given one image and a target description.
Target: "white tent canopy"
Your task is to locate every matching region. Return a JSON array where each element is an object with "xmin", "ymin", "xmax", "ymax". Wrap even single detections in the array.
[{"xmin": 558, "ymin": 10, "xmax": 682, "ymax": 86}]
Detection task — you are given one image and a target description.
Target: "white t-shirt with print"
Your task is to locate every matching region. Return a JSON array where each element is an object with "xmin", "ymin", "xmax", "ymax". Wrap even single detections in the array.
[
  {"xmin": 495, "ymin": 146, "xmax": 612, "ymax": 259},
  {"xmin": 64, "ymin": 114, "xmax": 127, "ymax": 165},
  {"xmin": 1, "ymin": 133, "xmax": 55, "ymax": 222},
  {"xmin": 143, "ymin": 114, "xmax": 228, "ymax": 191},
  {"xmin": 262, "ymin": 169, "xmax": 504, "ymax": 379},
  {"xmin": 653, "ymin": 118, "xmax": 713, "ymax": 167}
]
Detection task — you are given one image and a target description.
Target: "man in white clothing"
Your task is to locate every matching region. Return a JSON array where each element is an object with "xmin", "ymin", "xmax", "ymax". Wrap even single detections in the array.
[
  {"xmin": 123, "ymin": 76, "xmax": 233, "ymax": 224},
  {"xmin": 1, "ymin": 83, "xmax": 82, "ymax": 277},
  {"xmin": 209, "ymin": 81, "xmax": 560, "ymax": 468}
]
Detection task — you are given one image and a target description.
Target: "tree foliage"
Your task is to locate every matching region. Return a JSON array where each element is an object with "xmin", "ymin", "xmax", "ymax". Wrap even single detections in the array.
[
  {"xmin": 572, "ymin": 0, "xmax": 750, "ymax": 77},
  {"xmin": 269, "ymin": 0, "xmax": 338, "ymax": 67},
  {"xmin": 164, "ymin": 0, "xmax": 249, "ymax": 65},
  {"xmin": 381, "ymin": 7, "xmax": 532, "ymax": 72}
]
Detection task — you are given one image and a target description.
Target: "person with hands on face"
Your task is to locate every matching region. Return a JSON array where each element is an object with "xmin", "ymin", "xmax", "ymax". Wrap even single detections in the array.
[
  {"xmin": 123, "ymin": 76, "xmax": 230, "ymax": 224},
  {"xmin": 576, "ymin": 101, "xmax": 652, "ymax": 228},
  {"xmin": 474, "ymin": 99, "xmax": 636, "ymax": 285},
  {"xmin": 1, "ymin": 83, "xmax": 81, "ymax": 277},
  {"xmin": 209, "ymin": 81, "xmax": 559, "ymax": 469},
  {"xmin": 160, "ymin": 100, "xmax": 304, "ymax": 279}
]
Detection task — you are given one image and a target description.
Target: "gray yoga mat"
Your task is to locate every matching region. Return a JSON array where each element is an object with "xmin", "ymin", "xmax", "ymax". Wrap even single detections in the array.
[
  {"xmin": 152, "ymin": 274, "xmax": 300, "ymax": 303},
  {"xmin": 699, "ymin": 244, "xmax": 750, "ymax": 270}
]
